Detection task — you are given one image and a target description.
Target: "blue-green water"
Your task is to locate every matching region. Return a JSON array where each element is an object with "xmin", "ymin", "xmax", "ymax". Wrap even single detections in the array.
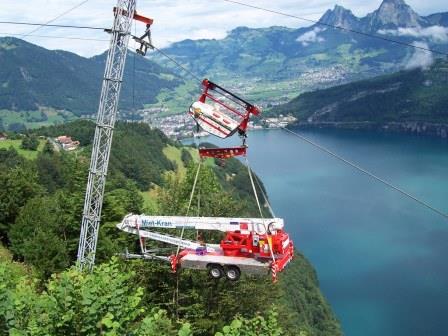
[{"xmin": 192, "ymin": 129, "xmax": 448, "ymax": 336}]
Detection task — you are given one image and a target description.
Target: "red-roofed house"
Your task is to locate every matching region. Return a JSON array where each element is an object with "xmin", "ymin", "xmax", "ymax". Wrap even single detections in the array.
[{"xmin": 55, "ymin": 135, "xmax": 80, "ymax": 151}]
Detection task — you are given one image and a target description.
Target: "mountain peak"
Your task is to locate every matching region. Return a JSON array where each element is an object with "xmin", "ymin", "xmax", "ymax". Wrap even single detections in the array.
[
  {"xmin": 319, "ymin": 5, "xmax": 359, "ymax": 29},
  {"xmin": 381, "ymin": 0, "xmax": 407, "ymax": 5},
  {"xmin": 365, "ymin": 0, "xmax": 424, "ymax": 30},
  {"xmin": 0, "ymin": 36, "xmax": 65, "ymax": 52},
  {"xmin": 0, "ymin": 36, "xmax": 26, "ymax": 47},
  {"xmin": 333, "ymin": 4, "xmax": 349, "ymax": 12},
  {"xmin": 227, "ymin": 26, "xmax": 252, "ymax": 38}
]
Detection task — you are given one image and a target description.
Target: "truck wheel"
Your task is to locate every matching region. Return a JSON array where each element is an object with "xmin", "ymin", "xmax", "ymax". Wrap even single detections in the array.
[
  {"xmin": 208, "ymin": 264, "xmax": 224, "ymax": 279},
  {"xmin": 225, "ymin": 266, "xmax": 241, "ymax": 281}
]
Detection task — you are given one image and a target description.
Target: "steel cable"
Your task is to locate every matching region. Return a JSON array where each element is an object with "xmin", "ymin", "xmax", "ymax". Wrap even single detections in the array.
[
  {"xmin": 280, "ymin": 126, "xmax": 448, "ymax": 221},
  {"xmin": 219, "ymin": 0, "xmax": 448, "ymax": 57}
]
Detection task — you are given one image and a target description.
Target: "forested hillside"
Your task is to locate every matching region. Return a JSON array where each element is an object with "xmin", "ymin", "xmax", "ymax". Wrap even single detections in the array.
[
  {"xmin": 0, "ymin": 121, "xmax": 341, "ymax": 335},
  {"xmin": 0, "ymin": 37, "xmax": 184, "ymax": 130},
  {"xmin": 269, "ymin": 59, "xmax": 448, "ymax": 136}
]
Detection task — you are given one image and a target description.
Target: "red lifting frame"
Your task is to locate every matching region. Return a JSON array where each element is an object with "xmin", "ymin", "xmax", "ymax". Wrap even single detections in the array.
[
  {"xmin": 199, "ymin": 146, "xmax": 247, "ymax": 159},
  {"xmin": 199, "ymin": 79, "xmax": 261, "ymax": 135},
  {"xmin": 133, "ymin": 11, "xmax": 154, "ymax": 25},
  {"xmin": 113, "ymin": 7, "xmax": 154, "ymax": 25}
]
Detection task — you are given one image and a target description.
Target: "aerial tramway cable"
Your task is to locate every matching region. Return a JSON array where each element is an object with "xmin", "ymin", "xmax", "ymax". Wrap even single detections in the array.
[
  {"xmin": 176, "ymin": 160, "xmax": 203, "ymax": 256},
  {"xmin": 0, "ymin": 1, "xmax": 99, "ymax": 43},
  {"xmin": 254, "ymin": 172, "xmax": 276, "ymax": 218},
  {"xmin": 280, "ymin": 127, "xmax": 448, "ymax": 221},
  {"xmin": 20, "ymin": 0, "xmax": 91, "ymax": 38},
  {"xmin": 2, "ymin": 14, "xmax": 447, "ymax": 56},
  {"xmin": 246, "ymin": 156, "xmax": 264, "ymax": 218},
  {"xmin": 2, "ymin": 3, "xmax": 446, "ymax": 221},
  {"xmin": 150, "ymin": 40, "xmax": 448, "ymax": 222},
  {"xmin": 0, "ymin": 32, "xmax": 108, "ymax": 42},
  {"xmin": 0, "ymin": 21, "xmax": 106, "ymax": 31},
  {"xmin": 132, "ymin": 22, "xmax": 137, "ymax": 114},
  {"xmin": 173, "ymin": 160, "xmax": 202, "ymax": 315},
  {"xmin": 151, "ymin": 45, "xmax": 203, "ymax": 83},
  {"xmin": 245, "ymin": 156, "xmax": 277, "ymax": 263},
  {"xmin": 218, "ymin": 0, "xmax": 448, "ymax": 57}
]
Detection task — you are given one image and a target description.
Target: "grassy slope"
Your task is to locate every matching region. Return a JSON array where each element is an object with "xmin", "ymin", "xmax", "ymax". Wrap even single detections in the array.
[
  {"xmin": 163, "ymin": 145, "xmax": 195, "ymax": 176},
  {"xmin": 145, "ymin": 81, "xmax": 198, "ymax": 116},
  {"xmin": 0, "ymin": 108, "xmax": 76, "ymax": 130},
  {"xmin": 0, "ymin": 244, "xmax": 32, "ymax": 279},
  {"xmin": 0, "ymin": 244, "xmax": 12, "ymax": 263},
  {"xmin": 140, "ymin": 145, "xmax": 214, "ymax": 211},
  {"xmin": 0, "ymin": 139, "xmax": 45, "ymax": 160}
]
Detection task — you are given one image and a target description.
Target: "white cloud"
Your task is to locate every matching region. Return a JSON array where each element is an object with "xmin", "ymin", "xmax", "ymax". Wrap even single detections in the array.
[
  {"xmin": 296, "ymin": 27, "xmax": 325, "ymax": 46},
  {"xmin": 378, "ymin": 26, "xmax": 448, "ymax": 43},
  {"xmin": 405, "ymin": 41, "xmax": 433, "ymax": 70},
  {"xmin": 0, "ymin": 0, "xmax": 323, "ymax": 56},
  {"xmin": 0, "ymin": 0, "xmax": 447, "ymax": 56}
]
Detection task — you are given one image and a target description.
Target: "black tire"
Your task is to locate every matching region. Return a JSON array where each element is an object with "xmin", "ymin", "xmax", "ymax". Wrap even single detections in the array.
[
  {"xmin": 225, "ymin": 265, "xmax": 241, "ymax": 281},
  {"xmin": 208, "ymin": 264, "xmax": 224, "ymax": 279}
]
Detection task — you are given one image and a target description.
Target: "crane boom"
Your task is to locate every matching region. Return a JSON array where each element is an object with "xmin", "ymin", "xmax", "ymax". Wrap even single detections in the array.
[
  {"xmin": 118, "ymin": 214, "xmax": 285, "ymax": 233},
  {"xmin": 77, "ymin": 0, "xmax": 136, "ymax": 271},
  {"xmin": 117, "ymin": 213, "xmax": 294, "ymax": 282},
  {"xmin": 117, "ymin": 227, "xmax": 221, "ymax": 252}
]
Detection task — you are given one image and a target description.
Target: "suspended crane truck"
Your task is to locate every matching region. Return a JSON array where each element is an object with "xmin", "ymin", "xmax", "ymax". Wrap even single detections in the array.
[
  {"xmin": 118, "ymin": 214, "xmax": 294, "ymax": 282},
  {"xmin": 77, "ymin": 0, "xmax": 295, "ymax": 283},
  {"xmin": 115, "ymin": 79, "xmax": 295, "ymax": 283}
]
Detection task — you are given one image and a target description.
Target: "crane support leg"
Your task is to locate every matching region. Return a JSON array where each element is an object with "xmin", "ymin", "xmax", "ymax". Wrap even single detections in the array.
[{"xmin": 77, "ymin": 0, "xmax": 136, "ymax": 271}]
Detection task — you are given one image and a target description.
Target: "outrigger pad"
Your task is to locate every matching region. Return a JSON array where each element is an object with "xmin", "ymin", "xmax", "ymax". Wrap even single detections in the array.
[{"xmin": 199, "ymin": 146, "xmax": 247, "ymax": 159}]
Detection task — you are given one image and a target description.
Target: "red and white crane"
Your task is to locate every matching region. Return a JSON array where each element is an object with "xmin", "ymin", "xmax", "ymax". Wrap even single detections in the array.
[{"xmin": 118, "ymin": 214, "xmax": 294, "ymax": 282}]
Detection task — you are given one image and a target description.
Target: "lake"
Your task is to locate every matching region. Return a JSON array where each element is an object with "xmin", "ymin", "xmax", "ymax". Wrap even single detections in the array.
[{"xmin": 189, "ymin": 128, "xmax": 448, "ymax": 336}]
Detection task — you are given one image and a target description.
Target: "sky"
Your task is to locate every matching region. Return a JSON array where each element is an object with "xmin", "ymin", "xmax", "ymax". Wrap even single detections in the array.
[{"xmin": 1, "ymin": 0, "xmax": 447, "ymax": 57}]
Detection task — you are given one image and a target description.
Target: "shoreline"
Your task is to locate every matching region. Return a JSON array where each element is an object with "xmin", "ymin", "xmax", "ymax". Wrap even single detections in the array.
[
  {"xmin": 292, "ymin": 121, "xmax": 448, "ymax": 139},
  {"xmin": 178, "ymin": 121, "xmax": 448, "ymax": 142}
]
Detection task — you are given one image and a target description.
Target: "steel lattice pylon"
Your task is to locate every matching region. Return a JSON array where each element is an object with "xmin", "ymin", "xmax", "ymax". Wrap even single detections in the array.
[{"xmin": 77, "ymin": 0, "xmax": 136, "ymax": 271}]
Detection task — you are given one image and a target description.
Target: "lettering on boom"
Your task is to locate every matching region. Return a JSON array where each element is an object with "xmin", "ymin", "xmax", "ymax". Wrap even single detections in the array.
[{"xmin": 141, "ymin": 219, "xmax": 173, "ymax": 228}]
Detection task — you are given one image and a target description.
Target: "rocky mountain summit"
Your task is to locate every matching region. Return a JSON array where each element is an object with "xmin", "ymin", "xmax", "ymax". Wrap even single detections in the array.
[
  {"xmin": 154, "ymin": 0, "xmax": 448, "ymax": 90},
  {"xmin": 319, "ymin": 0, "xmax": 438, "ymax": 32},
  {"xmin": 319, "ymin": 5, "xmax": 360, "ymax": 30}
]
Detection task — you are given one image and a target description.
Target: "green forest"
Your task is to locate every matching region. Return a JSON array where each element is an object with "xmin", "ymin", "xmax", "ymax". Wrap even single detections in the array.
[
  {"xmin": 268, "ymin": 59, "xmax": 448, "ymax": 125},
  {"xmin": 0, "ymin": 37, "xmax": 183, "ymax": 119},
  {"xmin": 0, "ymin": 121, "xmax": 341, "ymax": 335}
]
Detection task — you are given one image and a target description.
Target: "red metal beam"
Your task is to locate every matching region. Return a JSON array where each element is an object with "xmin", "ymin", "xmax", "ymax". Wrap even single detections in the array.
[
  {"xmin": 113, "ymin": 7, "xmax": 153, "ymax": 25},
  {"xmin": 199, "ymin": 146, "xmax": 247, "ymax": 159},
  {"xmin": 133, "ymin": 11, "xmax": 153, "ymax": 25}
]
